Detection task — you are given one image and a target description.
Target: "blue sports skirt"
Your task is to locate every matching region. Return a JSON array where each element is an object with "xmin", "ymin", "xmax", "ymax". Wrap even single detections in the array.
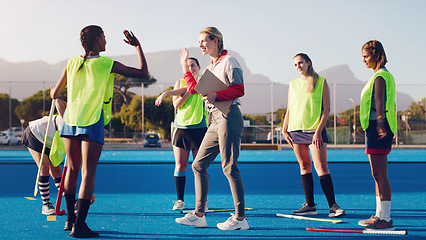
[
  {"xmin": 288, "ymin": 127, "xmax": 328, "ymax": 145},
  {"xmin": 60, "ymin": 110, "xmax": 105, "ymax": 145}
]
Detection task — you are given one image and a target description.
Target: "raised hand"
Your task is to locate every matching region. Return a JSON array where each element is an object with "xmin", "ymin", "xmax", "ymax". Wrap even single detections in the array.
[
  {"xmin": 123, "ymin": 30, "xmax": 140, "ymax": 47},
  {"xmin": 180, "ymin": 48, "xmax": 189, "ymax": 71}
]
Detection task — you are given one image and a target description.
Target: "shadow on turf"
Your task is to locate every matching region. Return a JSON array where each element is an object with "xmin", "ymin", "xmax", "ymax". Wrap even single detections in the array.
[{"xmin": 95, "ymin": 228, "xmax": 318, "ymax": 240}]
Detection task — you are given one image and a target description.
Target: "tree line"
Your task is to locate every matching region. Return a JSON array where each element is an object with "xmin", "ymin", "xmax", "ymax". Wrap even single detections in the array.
[{"xmin": 2, "ymin": 76, "xmax": 425, "ymax": 141}]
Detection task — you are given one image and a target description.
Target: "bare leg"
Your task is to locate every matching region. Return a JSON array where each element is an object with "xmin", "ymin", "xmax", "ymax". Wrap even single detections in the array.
[
  {"xmin": 309, "ymin": 143, "xmax": 330, "ymax": 177},
  {"xmin": 173, "ymin": 146, "xmax": 190, "ymax": 172},
  {"xmin": 368, "ymin": 154, "xmax": 391, "ymax": 201},
  {"xmin": 79, "ymin": 136, "xmax": 102, "ymax": 200},
  {"xmin": 62, "ymin": 137, "xmax": 82, "ymax": 195},
  {"xmin": 28, "ymin": 148, "xmax": 51, "ymax": 177},
  {"xmin": 293, "ymin": 144, "xmax": 312, "ymax": 174}
]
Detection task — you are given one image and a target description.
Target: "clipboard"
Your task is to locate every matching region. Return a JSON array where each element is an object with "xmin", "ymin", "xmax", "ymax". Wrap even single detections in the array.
[{"xmin": 195, "ymin": 69, "xmax": 233, "ymax": 115}]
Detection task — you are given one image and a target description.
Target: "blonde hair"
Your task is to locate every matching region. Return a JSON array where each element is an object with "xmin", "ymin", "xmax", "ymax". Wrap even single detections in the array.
[
  {"xmin": 362, "ymin": 40, "xmax": 387, "ymax": 71},
  {"xmin": 294, "ymin": 53, "xmax": 319, "ymax": 93},
  {"xmin": 200, "ymin": 27, "xmax": 224, "ymax": 55}
]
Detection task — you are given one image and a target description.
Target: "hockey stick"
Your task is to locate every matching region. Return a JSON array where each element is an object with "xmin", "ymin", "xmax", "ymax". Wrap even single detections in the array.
[
  {"xmin": 306, "ymin": 227, "xmax": 407, "ymax": 235},
  {"xmin": 34, "ymin": 99, "xmax": 56, "ymax": 197},
  {"xmin": 276, "ymin": 213, "xmax": 342, "ymax": 224},
  {"xmin": 54, "ymin": 156, "xmax": 67, "ymax": 215},
  {"xmin": 181, "ymin": 208, "xmax": 253, "ymax": 214}
]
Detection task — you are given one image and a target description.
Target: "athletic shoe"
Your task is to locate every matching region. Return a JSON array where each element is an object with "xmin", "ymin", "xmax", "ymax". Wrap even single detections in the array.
[
  {"xmin": 69, "ymin": 223, "xmax": 100, "ymax": 238},
  {"xmin": 293, "ymin": 203, "xmax": 317, "ymax": 215},
  {"xmin": 64, "ymin": 220, "xmax": 74, "ymax": 231},
  {"xmin": 365, "ymin": 219, "xmax": 395, "ymax": 231},
  {"xmin": 175, "ymin": 211, "xmax": 207, "ymax": 227},
  {"xmin": 42, "ymin": 202, "xmax": 55, "ymax": 215},
  {"xmin": 358, "ymin": 215, "xmax": 379, "ymax": 226},
  {"xmin": 217, "ymin": 214, "xmax": 249, "ymax": 230},
  {"xmin": 173, "ymin": 200, "xmax": 185, "ymax": 210},
  {"xmin": 74, "ymin": 200, "xmax": 78, "ymax": 214},
  {"xmin": 329, "ymin": 203, "xmax": 346, "ymax": 217}
]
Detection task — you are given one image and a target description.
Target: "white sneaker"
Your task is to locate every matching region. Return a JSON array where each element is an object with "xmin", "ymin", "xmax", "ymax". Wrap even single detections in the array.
[
  {"xmin": 42, "ymin": 202, "xmax": 55, "ymax": 215},
  {"xmin": 173, "ymin": 200, "xmax": 185, "ymax": 210},
  {"xmin": 175, "ymin": 211, "xmax": 207, "ymax": 227},
  {"xmin": 217, "ymin": 214, "xmax": 249, "ymax": 230}
]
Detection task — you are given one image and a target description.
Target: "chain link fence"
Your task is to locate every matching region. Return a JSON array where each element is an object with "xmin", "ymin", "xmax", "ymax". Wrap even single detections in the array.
[{"xmin": 1, "ymin": 81, "xmax": 425, "ymax": 145}]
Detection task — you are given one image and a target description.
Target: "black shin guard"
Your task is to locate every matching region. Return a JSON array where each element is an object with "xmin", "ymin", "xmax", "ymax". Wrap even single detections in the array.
[
  {"xmin": 64, "ymin": 193, "xmax": 76, "ymax": 222},
  {"xmin": 319, "ymin": 174, "xmax": 336, "ymax": 208},
  {"xmin": 174, "ymin": 176, "xmax": 186, "ymax": 201},
  {"xmin": 75, "ymin": 199, "xmax": 91, "ymax": 227},
  {"xmin": 301, "ymin": 173, "xmax": 315, "ymax": 206}
]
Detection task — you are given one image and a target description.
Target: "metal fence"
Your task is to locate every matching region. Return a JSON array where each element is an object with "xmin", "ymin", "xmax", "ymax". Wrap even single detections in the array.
[{"xmin": 1, "ymin": 81, "xmax": 425, "ymax": 145}]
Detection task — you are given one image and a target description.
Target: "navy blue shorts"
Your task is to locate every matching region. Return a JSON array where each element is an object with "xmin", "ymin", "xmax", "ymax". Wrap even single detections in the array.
[
  {"xmin": 288, "ymin": 127, "xmax": 328, "ymax": 145},
  {"xmin": 365, "ymin": 119, "xmax": 394, "ymax": 155},
  {"xmin": 21, "ymin": 127, "xmax": 51, "ymax": 155}
]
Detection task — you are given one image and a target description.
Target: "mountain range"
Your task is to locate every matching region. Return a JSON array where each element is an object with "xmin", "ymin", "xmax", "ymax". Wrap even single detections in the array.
[{"xmin": 0, "ymin": 48, "xmax": 413, "ymax": 114}]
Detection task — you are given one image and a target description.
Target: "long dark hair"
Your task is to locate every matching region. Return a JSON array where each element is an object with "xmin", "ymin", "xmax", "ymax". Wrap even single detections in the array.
[
  {"xmin": 188, "ymin": 57, "xmax": 200, "ymax": 67},
  {"xmin": 362, "ymin": 40, "xmax": 387, "ymax": 71},
  {"xmin": 78, "ymin": 25, "xmax": 104, "ymax": 71}
]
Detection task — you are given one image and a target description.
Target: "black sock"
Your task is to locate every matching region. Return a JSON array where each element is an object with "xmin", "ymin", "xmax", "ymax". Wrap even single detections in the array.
[
  {"xmin": 75, "ymin": 199, "xmax": 91, "ymax": 227},
  {"xmin": 319, "ymin": 174, "xmax": 336, "ymax": 208},
  {"xmin": 54, "ymin": 177, "xmax": 61, "ymax": 191},
  {"xmin": 301, "ymin": 173, "xmax": 315, "ymax": 207},
  {"xmin": 39, "ymin": 176, "xmax": 50, "ymax": 205},
  {"xmin": 64, "ymin": 193, "xmax": 76, "ymax": 222},
  {"xmin": 174, "ymin": 176, "xmax": 186, "ymax": 201}
]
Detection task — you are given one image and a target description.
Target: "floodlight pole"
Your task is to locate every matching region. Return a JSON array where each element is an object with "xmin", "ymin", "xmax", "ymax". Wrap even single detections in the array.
[
  {"xmin": 349, "ymin": 98, "xmax": 356, "ymax": 144},
  {"xmin": 270, "ymin": 83, "xmax": 274, "ymax": 144},
  {"xmin": 141, "ymin": 83, "xmax": 144, "ymax": 141}
]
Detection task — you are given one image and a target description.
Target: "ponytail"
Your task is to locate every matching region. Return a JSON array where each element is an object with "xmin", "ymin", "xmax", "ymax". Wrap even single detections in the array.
[
  {"xmin": 78, "ymin": 25, "xmax": 104, "ymax": 71},
  {"xmin": 294, "ymin": 53, "xmax": 318, "ymax": 93}
]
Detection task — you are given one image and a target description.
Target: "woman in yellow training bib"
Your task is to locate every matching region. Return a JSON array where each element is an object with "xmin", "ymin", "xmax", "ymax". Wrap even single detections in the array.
[
  {"xmin": 358, "ymin": 40, "xmax": 396, "ymax": 231},
  {"xmin": 155, "ymin": 57, "xmax": 207, "ymax": 211},
  {"xmin": 50, "ymin": 25, "xmax": 149, "ymax": 238},
  {"xmin": 282, "ymin": 53, "xmax": 345, "ymax": 218}
]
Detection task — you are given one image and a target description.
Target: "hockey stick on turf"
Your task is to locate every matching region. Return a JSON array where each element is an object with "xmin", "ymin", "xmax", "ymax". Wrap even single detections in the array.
[
  {"xmin": 33, "ymin": 99, "xmax": 56, "ymax": 197},
  {"xmin": 276, "ymin": 213, "xmax": 342, "ymax": 224},
  {"xmin": 306, "ymin": 227, "xmax": 407, "ymax": 235},
  {"xmin": 181, "ymin": 208, "xmax": 253, "ymax": 214},
  {"xmin": 54, "ymin": 156, "xmax": 67, "ymax": 215}
]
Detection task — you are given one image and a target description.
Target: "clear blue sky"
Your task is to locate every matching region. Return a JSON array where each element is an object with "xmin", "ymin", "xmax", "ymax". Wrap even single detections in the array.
[{"xmin": 1, "ymin": 0, "xmax": 425, "ymax": 99}]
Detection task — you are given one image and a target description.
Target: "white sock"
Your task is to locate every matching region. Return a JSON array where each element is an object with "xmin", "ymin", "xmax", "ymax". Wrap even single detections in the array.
[
  {"xmin": 375, "ymin": 196, "xmax": 381, "ymax": 218},
  {"xmin": 380, "ymin": 201, "xmax": 391, "ymax": 222}
]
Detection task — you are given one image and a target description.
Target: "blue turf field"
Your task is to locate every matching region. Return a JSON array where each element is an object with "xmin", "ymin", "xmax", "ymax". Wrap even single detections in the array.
[{"xmin": 0, "ymin": 149, "xmax": 425, "ymax": 239}]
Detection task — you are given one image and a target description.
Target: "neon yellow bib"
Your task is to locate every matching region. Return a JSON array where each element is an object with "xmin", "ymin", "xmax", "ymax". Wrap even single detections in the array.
[
  {"xmin": 64, "ymin": 56, "xmax": 115, "ymax": 127},
  {"xmin": 175, "ymin": 79, "xmax": 206, "ymax": 126},
  {"xmin": 288, "ymin": 77, "xmax": 325, "ymax": 131},
  {"xmin": 360, "ymin": 69, "xmax": 396, "ymax": 134}
]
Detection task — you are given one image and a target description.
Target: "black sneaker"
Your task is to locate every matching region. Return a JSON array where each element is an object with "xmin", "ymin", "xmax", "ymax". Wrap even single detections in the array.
[
  {"xmin": 329, "ymin": 203, "xmax": 346, "ymax": 217},
  {"xmin": 64, "ymin": 219, "xmax": 75, "ymax": 231},
  {"xmin": 69, "ymin": 223, "xmax": 99, "ymax": 238},
  {"xmin": 358, "ymin": 215, "xmax": 379, "ymax": 226},
  {"xmin": 365, "ymin": 219, "xmax": 395, "ymax": 231},
  {"xmin": 293, "ymin": 203, "xmax": 317, "ymax": 215}
]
